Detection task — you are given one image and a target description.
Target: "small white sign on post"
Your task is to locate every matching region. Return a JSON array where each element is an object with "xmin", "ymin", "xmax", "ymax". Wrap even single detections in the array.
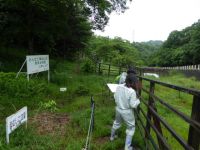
[
  {"xmin": 60, "ymin": 87, "xmax": 67, "ymax": 92},
  {"xmin": 6, "ymin": 106, "xmax": 28, "ymax": 144}
]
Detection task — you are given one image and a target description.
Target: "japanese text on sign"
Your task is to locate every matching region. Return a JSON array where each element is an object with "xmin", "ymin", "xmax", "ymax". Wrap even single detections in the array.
[
  {"xmin": 6, "ymin": 107, "xmax": 27, "ymax": 135},
  {"xmin": 26, "ymin": 55, "xmax": 49, "ymax": 74}
]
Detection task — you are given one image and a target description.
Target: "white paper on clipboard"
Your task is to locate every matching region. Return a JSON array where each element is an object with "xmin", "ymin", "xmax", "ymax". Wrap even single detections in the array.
[{"xmin": 107, "ymin": 83, "xmax": 119, "ymax": 93}]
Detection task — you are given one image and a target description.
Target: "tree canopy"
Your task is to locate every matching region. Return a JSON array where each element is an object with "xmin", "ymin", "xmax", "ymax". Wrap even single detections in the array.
[
  {"xmin": 86, "ymin": 36, "xmax": 144, "ymax": 66},
  {"xmin": 0, "ymin": 0, "xmax": 131, "ymax": 57},
  {"xmin": 149, "ymin": 20, "xmax": 200, "ymax": 66}
]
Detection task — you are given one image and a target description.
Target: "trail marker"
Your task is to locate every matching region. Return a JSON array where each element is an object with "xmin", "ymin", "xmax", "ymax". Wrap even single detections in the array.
[{"xmin": 6, "ymin": 106, "xmax": 28, "ymax": 144}]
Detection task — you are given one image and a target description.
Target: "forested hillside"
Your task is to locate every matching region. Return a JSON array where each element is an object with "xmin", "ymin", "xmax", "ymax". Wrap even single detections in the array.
[
  {"xmin": 149, "ymin": 20, "xmax": 200, "ymax": 66},
  {"xmin": 0, "ymin": 0, "xmax": 145, "ymax": 72},
  {"xmin": 133, "ymin": 40, "xmax": 163, "ymax": 65},
  {"xmin": 85, "ymin": 36, "xmax": 144, "ymax": 67}
]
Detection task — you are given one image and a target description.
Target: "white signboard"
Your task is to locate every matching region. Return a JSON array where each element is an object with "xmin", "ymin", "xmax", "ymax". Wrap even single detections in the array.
[
  {"xmin": 60, "ymin": 87, "xmax": 67, "ymax": 92},
  {"xmin": 107, "ymin": 83, "xmax": 119, "ymax": 93},
  {"xmin": 6, "ymin": 107, "xmax": 28, "ymax": 144},
  {"xmin": 26, "ymin": 55, "xmax": 49, "ymax": 74}
]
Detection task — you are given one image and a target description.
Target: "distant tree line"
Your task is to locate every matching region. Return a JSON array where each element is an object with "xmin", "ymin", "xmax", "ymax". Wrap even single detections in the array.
[
  {"xmin": 85, "ymin": 36, "xmax": 144, "ymax": 67},
  {"xmin": 149, "ymin": 20, "xmax": 200, "ymax": 66}
]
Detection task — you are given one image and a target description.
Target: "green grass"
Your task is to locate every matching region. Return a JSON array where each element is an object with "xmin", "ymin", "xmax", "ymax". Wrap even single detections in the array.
[
  {"xmin": 0, "ymin": 61, "xmax": 145, "ymax": 150},
  {"xmin": 1, "ymin": 60, "xmax": 199, "ymax": 150}
]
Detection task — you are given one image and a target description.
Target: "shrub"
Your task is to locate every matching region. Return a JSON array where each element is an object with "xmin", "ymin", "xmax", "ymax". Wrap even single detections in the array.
[
  {"xmin": 0, "ymin": 72, "xmax": 48, "ymax": 98},
  {"xmin": 81, "ymin": 58, "xmax": 95, "ymax": 73},
  {"xmin": 39, "ymin": 99, "xmax": 58, "ymax": 112}
]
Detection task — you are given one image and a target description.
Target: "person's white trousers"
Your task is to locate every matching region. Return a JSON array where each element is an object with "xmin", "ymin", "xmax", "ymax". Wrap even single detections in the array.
[{"xmin": 112, "ymin": 107, "xmax": 135, "ymax": 136}]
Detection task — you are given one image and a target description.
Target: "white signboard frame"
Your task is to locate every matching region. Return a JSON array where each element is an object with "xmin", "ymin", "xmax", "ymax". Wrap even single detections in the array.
[
  {"xmin": 26, "ymin": 55, "xmax": 49, "ymax": 75},
  {"xmin": 6, "ymin": 107, "xmax": 28, "ymax": 144},
  {"xmin": 16, "ymin": 55, "xmax": 50, "ymax": 82},
  {"xmin": 26, "ymin": 55, "xmax": 50, "ymax": 82}
]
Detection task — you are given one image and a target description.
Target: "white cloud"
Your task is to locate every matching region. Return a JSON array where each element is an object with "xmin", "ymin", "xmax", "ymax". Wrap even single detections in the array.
[{"xmin": 94, "ymin": 0, "xmax": 200, "ymax": 42}]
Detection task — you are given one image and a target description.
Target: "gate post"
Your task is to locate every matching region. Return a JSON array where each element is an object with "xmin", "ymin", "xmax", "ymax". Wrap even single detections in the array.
[
  {"xmin": 145, "ymin": 82, "xmax": 164, "ymax": 150},
  {"xmin": 188, "ymin": 95, "xmax": 200, "ymax": 150}
]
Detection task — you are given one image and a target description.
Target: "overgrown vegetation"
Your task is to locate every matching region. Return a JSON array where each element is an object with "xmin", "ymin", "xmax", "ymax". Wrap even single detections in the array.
[
  {"xmin": 0, "ymin": 60, "xmax": 146, "ymax": 150},
  {"xmin": 149, "ymin": 20, "xmax": 200, "ymax": 66}
]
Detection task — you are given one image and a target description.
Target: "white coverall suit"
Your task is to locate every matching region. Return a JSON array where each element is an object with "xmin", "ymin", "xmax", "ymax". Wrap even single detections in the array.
[
  {"xmin": 119, "ymin": 72, "xmax": 127, "ymax": 84},
  {"xmin": 111, "ymin": 84, "xmax": 140, "ymax": 150}
]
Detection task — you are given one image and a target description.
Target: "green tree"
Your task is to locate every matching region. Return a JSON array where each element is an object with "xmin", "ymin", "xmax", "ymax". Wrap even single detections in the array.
[{"xmin": 0, "ymin": 0, "xmax": 132, "ymax": 57}]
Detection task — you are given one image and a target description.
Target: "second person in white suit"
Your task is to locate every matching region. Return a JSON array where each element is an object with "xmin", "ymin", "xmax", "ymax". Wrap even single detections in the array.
[{"xmin": 110, "ymin": 74, "xmax": 140, "ymax": 150}]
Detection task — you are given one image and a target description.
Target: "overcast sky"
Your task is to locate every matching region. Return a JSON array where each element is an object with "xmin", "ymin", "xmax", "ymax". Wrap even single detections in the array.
[{"xmin": 94, "ymin": 0, "xmax": 200, "ymax": 42}]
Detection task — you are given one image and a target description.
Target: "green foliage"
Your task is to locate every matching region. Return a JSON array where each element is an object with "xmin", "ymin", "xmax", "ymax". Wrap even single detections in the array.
[
  {"xmin": 151, "ymin": 20, "xmax": 200, "ymax": 66},
  {"xmin": 133, "ymin": 40, "xmax": 163, "ymax": 65},
  {"xmin": 81, "ymin": 58, "xmax": 95, "ymax": 73},
  {"xmin": 86, "ymin": 36, "xmax": 144, "ymax": 66},
  {"xmin": 1, "ymin": 58, "xmax": 199, "ymax": 149},
  {"xmin": 39, "ymin": 100, "xmax": 58, "ymax": 112},
  {"xmin": 0, "ymin": 0, "xmax": 132, "ymax": 58},
  {"xmin": 0, "ymin": 72, "xmax": 47, "ymax": 98},
  {"xmin": 75, "ymin": 85, "xmax": 90, "ymax": 96},
  {"xmin": 85, "ymin": 0, "xmax": 132, "ymax": 30}
]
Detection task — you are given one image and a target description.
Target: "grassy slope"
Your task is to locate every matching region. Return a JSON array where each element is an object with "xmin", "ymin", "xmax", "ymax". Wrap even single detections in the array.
[
  {"xmin": 1, "ymin": 57, "xmax": 199, "ymax": 150},
  {"xmin": 0, "ymin": 61, "xmax": 144, "ymax": 150}
]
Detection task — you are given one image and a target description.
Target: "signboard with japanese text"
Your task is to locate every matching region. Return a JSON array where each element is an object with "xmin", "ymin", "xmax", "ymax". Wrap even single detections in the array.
[
  {"xmin": 26, "ymin": 55, "xmax": 49, "ymax": 74},
  {"xmin": 6, "ymin": 107, "xmax": 27, "ymax": 143}
]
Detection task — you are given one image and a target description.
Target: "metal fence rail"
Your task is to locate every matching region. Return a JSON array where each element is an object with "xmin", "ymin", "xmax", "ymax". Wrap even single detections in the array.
[
  {"xmin": 136, "ymin": 75, "xmax": 200, "ymax": 150},
  {"xmin": 98, "ymin": 63, "xmax": 200, "ymax": 149}
]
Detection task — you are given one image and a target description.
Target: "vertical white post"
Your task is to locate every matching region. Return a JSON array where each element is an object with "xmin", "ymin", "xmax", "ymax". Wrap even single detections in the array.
[
  {"xmin": 16, "ymin": 59, "xmax": 27, "ymax": 78},
  {"xmin": 6, "ymin": 133, "xmax": 9, "ymax": 144},
  {"xmin": 27, "ymin": 74, "xmax": 29, "ymax": 81},
  {"xmin": 6, "ymin": 119, "xmax": 9, "ymax": 144}
]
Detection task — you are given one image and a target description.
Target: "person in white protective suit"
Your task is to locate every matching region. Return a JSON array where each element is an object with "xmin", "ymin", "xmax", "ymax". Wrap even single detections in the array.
[
  {"xmin": 118, "ymin": 66, "xmax": 136, "ymax": 84},
  {"xmin": 110, "ymin": 74, "xmax": 140, "ymax": 150},
  {"xmin": 119, "ymin": 72, "xmax": 127, "ymax": 84}
]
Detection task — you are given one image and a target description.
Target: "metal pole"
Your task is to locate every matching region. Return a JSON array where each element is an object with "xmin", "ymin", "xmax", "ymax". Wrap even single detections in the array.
[{"xmin": 16, "ymin": 59, "xmax": 27, "ymax": 78}]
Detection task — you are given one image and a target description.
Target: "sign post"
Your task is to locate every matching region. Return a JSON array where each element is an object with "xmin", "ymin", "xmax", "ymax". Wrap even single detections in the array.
[{"xmin": 6, "ymin": 106, "xmax": 28, "ymax": 144}]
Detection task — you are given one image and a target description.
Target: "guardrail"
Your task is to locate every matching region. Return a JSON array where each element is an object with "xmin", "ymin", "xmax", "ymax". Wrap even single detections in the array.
[
  {"xmin": 136, "ymin": 76, "xmax": 200, "ymax": 150},
  {"xmin": 138, "ymin": 64, "xmax": 200, "ymax": 71}
]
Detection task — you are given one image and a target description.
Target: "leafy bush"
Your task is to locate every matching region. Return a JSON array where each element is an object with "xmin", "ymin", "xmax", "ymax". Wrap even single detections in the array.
[
  {"xmin": 39, "ymin": 99, "xmax": 58, "ymax": 112},
  {"xmin": 0, "ymin": 72, "xmax": 48, "ymax": 98},
  {"xmin": 81, "ymin": 58, "xmax": 95, "ymax": 73}
]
